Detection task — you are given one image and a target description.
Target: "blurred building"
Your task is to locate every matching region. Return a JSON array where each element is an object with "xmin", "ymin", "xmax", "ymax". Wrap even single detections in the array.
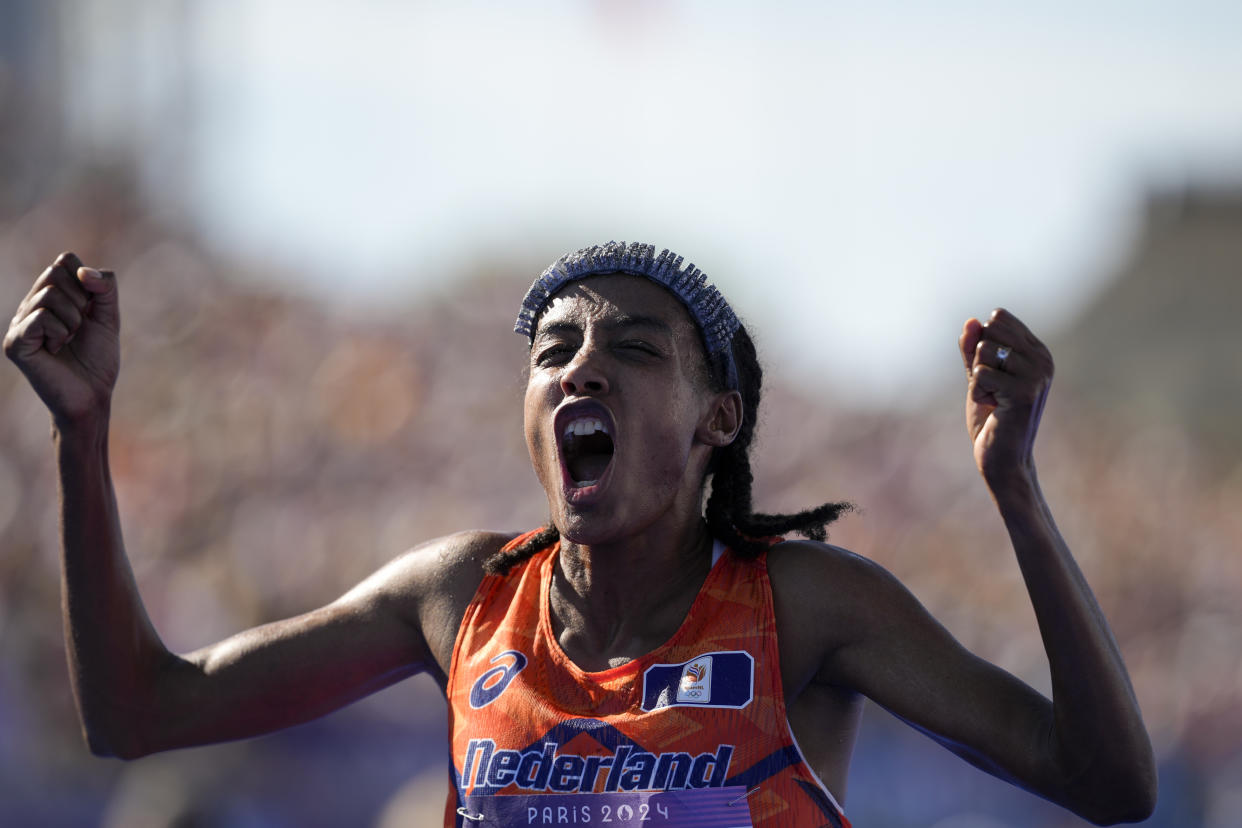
[
  {"xmin": 1055, "ymin": 186, "xmax": 1242, "ymax": 476},
  {"xmin": 0, "ymin": 0, "xmax": 193, "ymax": 218},
  {"xmin": 0, "ymin": 0, "xmax": 61, "ymax": 215}
]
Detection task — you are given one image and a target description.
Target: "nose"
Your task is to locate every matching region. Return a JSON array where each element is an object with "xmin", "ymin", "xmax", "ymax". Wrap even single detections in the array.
[{"xmin": 559, "ymin": 348, "xmax": 610, "ymax": 396}]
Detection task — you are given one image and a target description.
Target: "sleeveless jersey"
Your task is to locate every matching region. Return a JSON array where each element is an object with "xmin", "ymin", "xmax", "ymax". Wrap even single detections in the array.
[{"xmin": 445, "ymin": 532, "xmax": 851, "ymax": 827}]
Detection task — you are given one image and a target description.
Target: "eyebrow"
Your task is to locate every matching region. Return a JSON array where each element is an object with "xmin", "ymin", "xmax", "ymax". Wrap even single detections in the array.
[
  {"xmin": 533, "ymin": 314, "xmax": 676, "ymax": 340},
  {"xmin": 609, "ymin": 314, "xmax": 675, "ymax": 335}
]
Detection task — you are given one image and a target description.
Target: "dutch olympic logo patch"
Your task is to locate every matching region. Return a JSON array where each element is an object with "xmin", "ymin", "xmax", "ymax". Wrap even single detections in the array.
[{"xmin": 641, "ymin": 651, "xmax": 754, "ymax": 711}]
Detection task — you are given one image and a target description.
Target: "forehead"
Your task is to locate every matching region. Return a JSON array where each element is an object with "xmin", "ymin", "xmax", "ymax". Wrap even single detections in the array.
[{"xmin": 533, "ymin": 274, "xmax": 699, "ymax": 339}]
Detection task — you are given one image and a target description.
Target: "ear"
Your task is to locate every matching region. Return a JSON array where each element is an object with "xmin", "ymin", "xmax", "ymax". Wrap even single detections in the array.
[{"xmin": 696, "ymin": 390, "xmax": 743, "ymax": 448}]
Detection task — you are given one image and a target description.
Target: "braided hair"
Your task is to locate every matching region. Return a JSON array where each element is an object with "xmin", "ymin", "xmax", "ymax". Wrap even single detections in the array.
[{"xmin": 483, "ymin": 319, "xmax": 852, "ymax": 575}]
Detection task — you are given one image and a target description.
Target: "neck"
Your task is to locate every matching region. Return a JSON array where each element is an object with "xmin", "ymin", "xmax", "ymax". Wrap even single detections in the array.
[
  {"xmin": 558, "ymin": 519, "xmax": 711, "ymax": 605},
  {"xmin": 551, "ymin": 519, "xmax": 714, "ymax": 669}
]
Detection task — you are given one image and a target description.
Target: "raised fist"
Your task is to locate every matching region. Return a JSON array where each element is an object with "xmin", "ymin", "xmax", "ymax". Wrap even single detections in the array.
[{"xmin": 4, "ymin": 252, "xmax": 121, "ymax": 425}]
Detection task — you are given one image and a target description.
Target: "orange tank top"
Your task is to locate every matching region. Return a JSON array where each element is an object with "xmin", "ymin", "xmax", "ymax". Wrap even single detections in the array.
[{"xmin": 445, "ymin": 532, "xmax": 851, "ymax": 828}]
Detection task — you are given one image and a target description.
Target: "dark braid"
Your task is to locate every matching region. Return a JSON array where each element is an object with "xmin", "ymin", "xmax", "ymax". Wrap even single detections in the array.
[
  {"xmin": 484, "ymin": 524, "xmax": 559, "ymax": 575},
  {"xmin": 484, "ymin": 321, "xmax": 851, "ymax": 575},
  {"xmin": 703, "ymin": 324, "xmax": 852, "ymax": 557}
]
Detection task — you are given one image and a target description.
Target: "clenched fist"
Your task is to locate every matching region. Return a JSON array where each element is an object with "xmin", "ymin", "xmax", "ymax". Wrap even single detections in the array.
[
  {"xmin": 959, "ymin": 308, "xmax": 1054, "ymax": 486},
  {"xmin": 4, "ymin": 252, "xmax": 120, "ymax": 426}
]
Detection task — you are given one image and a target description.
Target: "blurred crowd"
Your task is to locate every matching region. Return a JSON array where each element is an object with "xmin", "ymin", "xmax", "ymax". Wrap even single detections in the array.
[{"xmin": 1, "ymin": 170, "xmax": 1239, "ymax": 826}]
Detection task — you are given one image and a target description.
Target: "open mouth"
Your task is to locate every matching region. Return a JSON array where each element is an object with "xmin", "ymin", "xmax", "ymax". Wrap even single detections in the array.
[{"xmin": 561, "ymin": 416, "xmax": 615, "ymax": 487}]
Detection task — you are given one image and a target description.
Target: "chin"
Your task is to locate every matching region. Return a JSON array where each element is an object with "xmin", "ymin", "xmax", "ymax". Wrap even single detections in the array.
[
  {"xmin": 552, "ymin": 502, "xmax": 645, "ymax": 548},
  {"xmin": 553, "ymin": 515, "xmax": 614, "ymax": 547}
]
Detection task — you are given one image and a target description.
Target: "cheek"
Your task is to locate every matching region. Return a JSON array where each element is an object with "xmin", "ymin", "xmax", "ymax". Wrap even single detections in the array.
[
  {"xmin": 632, "ymin": 417, "xmax": 697, "ymax": 483},
  {"xmin": 523, "ymin": 381, "xmax": 555, "ymax": 474}
]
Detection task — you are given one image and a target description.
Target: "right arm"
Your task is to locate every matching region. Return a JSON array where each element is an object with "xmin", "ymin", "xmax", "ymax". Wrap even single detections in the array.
[
  {"xmin": 5, "ymin": 253, "xmax": 496, "ymax": 758},
  {"xmin": 57, "ymin": 413, "xmax": 433, "ymax": 757}
]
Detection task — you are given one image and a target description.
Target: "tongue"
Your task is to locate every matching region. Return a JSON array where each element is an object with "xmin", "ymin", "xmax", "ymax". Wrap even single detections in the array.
[{"xmin": 568, "ymin": 453, "xmax": 611, "ymax": 485}]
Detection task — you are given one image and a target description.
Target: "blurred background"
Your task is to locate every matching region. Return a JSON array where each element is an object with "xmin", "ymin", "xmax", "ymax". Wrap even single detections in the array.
[{"xmin": 1, "ymin": 1, "xmax": 1240, "ymax": 825}]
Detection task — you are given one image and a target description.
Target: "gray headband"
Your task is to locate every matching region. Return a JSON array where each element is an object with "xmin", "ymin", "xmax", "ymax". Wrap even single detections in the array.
[{"xmin": 514, "ymin": 241, "xmax": 741, "ymax": 389}]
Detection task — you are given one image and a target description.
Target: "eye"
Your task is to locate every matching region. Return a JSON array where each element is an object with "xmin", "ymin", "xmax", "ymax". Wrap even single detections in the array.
[
  {"xmin": 533, "ymin": 344, "xmax": 574, "ymax": 367},
  {"xmin": 618, "ymin": 340, "xmax": 660, "ymax": 358}
]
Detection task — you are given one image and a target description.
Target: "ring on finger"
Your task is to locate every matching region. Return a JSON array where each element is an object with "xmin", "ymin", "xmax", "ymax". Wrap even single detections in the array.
[{"xmin": 995, "ymin": 345, "xmax": 1011, "ymax": 370}]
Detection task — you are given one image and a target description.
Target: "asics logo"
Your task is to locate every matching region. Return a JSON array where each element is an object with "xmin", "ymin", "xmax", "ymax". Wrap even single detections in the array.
[{"xmin": 469, "ymin": 650, "xmax": 528, "ymax": 709}]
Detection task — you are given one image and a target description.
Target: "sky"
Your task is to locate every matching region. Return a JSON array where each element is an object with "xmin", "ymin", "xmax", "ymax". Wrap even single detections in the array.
[{"xmin": 74, "ymin": 0, "xmax": 1242, "ymax": 404}]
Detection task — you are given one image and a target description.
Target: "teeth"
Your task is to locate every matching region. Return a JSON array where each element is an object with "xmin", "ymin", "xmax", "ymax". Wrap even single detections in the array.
[{"xmin": 563, "ymin": 417, "xmax": 608, "ymax": 438}]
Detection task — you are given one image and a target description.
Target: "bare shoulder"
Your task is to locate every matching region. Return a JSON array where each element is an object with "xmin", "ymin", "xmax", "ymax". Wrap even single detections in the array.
[
  {"xmin": 347, "ymin": 530, "xmax": 517, "ymax": 677},
  {"xmin": 767, "ymin": 539, "xmax": 923, "ymax": 688},
  {"xmin": 384, "ymin": 529, "xmax": 513, "ymax": 593},
  {"xmin": 767, "ymin": 538, "xmax": 904, "ymax": 621}
]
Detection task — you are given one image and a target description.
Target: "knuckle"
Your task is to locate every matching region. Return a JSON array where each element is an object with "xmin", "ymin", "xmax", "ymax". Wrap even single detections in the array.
[
  {"xmin": 33, "ymin": 265, "xmax": 56, "ymax": 291},
  {"xmin": 4, "ymin": 320, "xmax": 35, "ymax": 360},
  {"xmin": 27, "ymin": 307, "xmax": 59, "ymax": 334}
]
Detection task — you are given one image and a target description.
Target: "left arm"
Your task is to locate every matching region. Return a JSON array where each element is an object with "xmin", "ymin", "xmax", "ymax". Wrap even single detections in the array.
[
  {"xmin": 956, "ymin": 309, "xmax": 1156, "ymax": 820},
  {"xmin": 781, "ymin": 310, "xmax": 1156, "ymax": 825}
]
